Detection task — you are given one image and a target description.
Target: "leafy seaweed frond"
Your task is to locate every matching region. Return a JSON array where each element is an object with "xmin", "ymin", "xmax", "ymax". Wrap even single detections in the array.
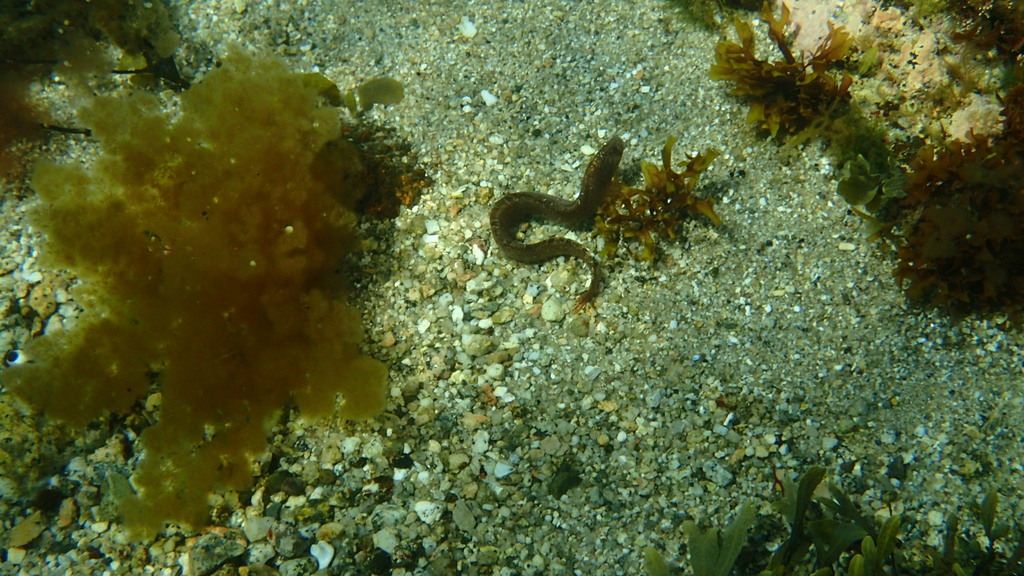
[
  {"xmin": 597, "ymin": 137, "xmax": 721, "ymax": 261},
  {"xmin": 683, "ymin": 501, "xmax": 757, "ymax": 576},
  {"xmin": 709, "ymin": 2, "xmax": 853, "ymax": 138}
]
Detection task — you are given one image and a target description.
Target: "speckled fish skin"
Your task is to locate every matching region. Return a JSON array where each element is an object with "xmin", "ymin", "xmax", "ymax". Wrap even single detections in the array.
[{"xmin": 489, "ymin": 136, "xmax": 625, "ymax": 310}]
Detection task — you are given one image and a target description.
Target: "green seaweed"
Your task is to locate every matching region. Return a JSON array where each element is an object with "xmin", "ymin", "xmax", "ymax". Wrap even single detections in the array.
[
  {"xmin": 683, "ymin": 502, "xmax": 757, "ymax": 576},
  {"xmin": 344, "ymin": 76, "xmax": 405, "ymax": 115},
  {"xmin": 647, "ymin": 467, "xmax": 1024, "ymax": 575}
]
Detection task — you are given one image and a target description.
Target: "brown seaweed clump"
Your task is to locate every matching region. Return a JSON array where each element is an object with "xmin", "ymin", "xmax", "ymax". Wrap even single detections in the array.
[
  {"xmin": 709, "ymin": 2, "xmax": 853, "ymax": 138},
  {"xmin": 894, "ymin": 84, "xmax": 1024, "ymax": 314},
  {"xmin": 597, "ymin": 137, "xmax": 721, "ymax": 261},
  {"xmin": 949, "ymin": 0, "xmax": 1024, "ymax": 58},
  {"xmin": 5, "ymin": 48, "xmax": 388, "ymax": 538}
]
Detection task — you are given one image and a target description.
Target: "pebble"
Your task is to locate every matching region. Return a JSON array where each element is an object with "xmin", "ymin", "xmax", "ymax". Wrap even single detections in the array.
[
  {"xmin": 481, "ymin": 89, "xmax": 499, "ymax": 106},
  {"xmin": 6, "ymin": 547, "xmax": 26, "ymax": 565},
  {"xmin": 271, "ymin": 523, "xmax": 310, "ymax": 558},
  {"xmin": 461, "ymin": 333, "xmax": 494, "ymax": 356},
  {"xmin": 310, "ymin": 540, "xmax": 335, "ymax": 570},
  {"xmin": 494, "ymin": 461, "xmax": 514, "ymax": 478},
  {"xmin": 189, "ymin": 533, "xmax": 245, "ymax": 576},
  {"xmin": 458, "ymin": 15, "xmax": 477, "ymax": 38},
  {"xmin": 373, "ymin": 528, "xmax": 399, "ymax": 554},
  {"xmin": 452, "ymin": 501, "xmax": 477, "ymax": 532},
  {"xmin": 541, "ymin": 296, "xmax": 566, "ymax": 322},
  {"xmin": 702, "ymin": 461, "xmax": 735, "ymax": 488},
  {"xmin": 279, "ymin": 557, "xmax": 318, "ymax": 576},
  {"xmin": 316, "ymin": 522, "xmax": 344, "ymax": 541},
  {"xmin": 7, "ymin": 511, "xmax": 45, "ymax": 547},
  {"xmin": 472, "ymin": 430, "xmax": 490, "ymax": 453},
  {"xmin": 484, "ymin": 362, "xmax": 504, "ymax": 379},
  {"xmin": 244, "ymin": 516, "xmax": 275, "ymax": 542},
  {"xmin": 248, "ymin": 541, "xmax": 276, "ymax": 565},
  {"xmin": 414, "ymin": 500, "xmax": 444, "ymax": 524}
]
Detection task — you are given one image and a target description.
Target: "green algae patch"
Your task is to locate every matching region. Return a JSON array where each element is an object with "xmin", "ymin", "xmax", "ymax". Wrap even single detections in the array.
[{"xmin": 6, "ymin": 47, "xmax": 387, "ymax": 538}]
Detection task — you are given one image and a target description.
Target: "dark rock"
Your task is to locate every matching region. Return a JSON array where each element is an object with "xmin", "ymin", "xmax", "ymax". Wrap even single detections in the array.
[
  {"xmin": 278, "ymin": 557, "xmax": 318, "ymax": 576},
  {"xmin": 189, "ymin": 533, "xmax": 246, "ymax": 576},
  {"xmin": 272, "ymin": 523, "xmax": 310, "ymax": 558},
  {"xmin": 244, "ymin": 564, "xmax": 281, "ymax": 576}
]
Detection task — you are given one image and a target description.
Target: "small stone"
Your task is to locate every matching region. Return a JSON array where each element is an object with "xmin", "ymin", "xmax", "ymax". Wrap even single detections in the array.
[
  {"xmin": 6, "ymin": 547, "xmax": 26, "ymax": 565},
  {"xmin": 480, "ymin": 90, "xmax": 499, "ymax": 106},
  {"xmin": 243, "ymin": 564, "xmax": 280, "ymax": 576},
  {"xmin": 484, "ymin": 363, "xmax": 504, "ymax": 379},
  {"xmin": 478, "ymin": 546, "xmax": 500, "ymax": 565},
  {"xmin": 57, "ymin": 498, "xmax": 77, "ymax": 528},
  {"xmin": 458, "ymin": 16, "xmax": 477, "ymax": 38},
  {"xmin": 243, "ymin": 516, "xmax": 275, "ymax": 542},
  {"xmin": 491, "ymin": 307, "xmax": 515, "ymax": 324},
  {"xmin": 248, "ymin": 541, "xmax": 276, "ymax": 565},
  {"xmin": 452, "ymin": 501, "xmax": 477, "ymax": 532},
  {"xmin": 494, "ymin": 461, "xmax": 514, "ymax": 478},
  {"xmin": 461, "ymin": 333, "xmax": 494, "ymax": 356},
  {"xmin": 414, "ymin": 501, "xmax": 443, "ymax": 524},
  {"xmin": 7, "ymin": 511, "xmax": 46, "ymax": 547},
  {"xmin": 373, "ymin": 528, "xmax": 399, "ymax": 554},
  {"xmin": 539, "ymin": 435, "xmax": 562, "ymax": 455},
  {"xmin": 271, "ymin": 523, "xmax": 309, "ymax": 558},
  {"xmin": 189, "ymin": 533, "xmax": 246, "ymax": 576},
  {"xmin": 279, "ymin": 557, "xmax": 318, "ymax": 576},
  {"xmin": 471, "ymin": 430, "xmax": 490, "ymax": 454},
  {"xmin": 310, "ymin": 541, "xmax": 335, "ymax": 570},
  {"xmin": 316, "ymin": 522, "xmax": 344, "ymax": 541},
  {"xmin": 540, "ymin": 297, "xmax": 566, "ymax": 322},
  {"xmin": 702, "ymin": 461, "xmax": 735, "ymax": 488}
]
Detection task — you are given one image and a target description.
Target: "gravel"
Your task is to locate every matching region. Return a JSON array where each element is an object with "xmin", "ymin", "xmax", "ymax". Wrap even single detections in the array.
[{"xmin": 1, "ymin": 0, "xmax": 1022, "ymax": 575}]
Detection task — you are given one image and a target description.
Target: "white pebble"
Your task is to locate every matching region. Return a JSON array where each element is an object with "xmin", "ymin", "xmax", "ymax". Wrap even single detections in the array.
[
  {"xmin": 243, "ymin": 516, "xmax": 275, "ymax": 542},
  {"xmin": 472, "ymin": 430, "xmax": 490, "ymax": 454},
  {"xmin": 458, "ymin": 16, "xmax": 477, "ymax": 38},
  {"xmin": 21, "ymin": 270, "xmax": 42, "ymax": 283},
  {"xmin": 6, "ymin": 548, "xmax": 26, "ymax": 565},
  {"xmin": 373, "ymin": 529, "xmax": 399, "ymax": 554},
  {"xmin": 481, "ymin": 90, "xmax": 499, "ymax": 107},
  {"xmin": 541, "ymin": 297, "xmax": 565, "ymax": 322},
  {"xmin": 494, "ymin": 461, "xmax": 514, "ymax": 478},
  {"xmin": 340, "ymin": 437, "xmax": 361, "ymax": 455},
  {"xmin": 414, "ymin": 501, "xmax": 444, "ymax": 524},
  {"xmin": 311, "ymin": 541, "xmax": 335, "ymax": 570}
]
